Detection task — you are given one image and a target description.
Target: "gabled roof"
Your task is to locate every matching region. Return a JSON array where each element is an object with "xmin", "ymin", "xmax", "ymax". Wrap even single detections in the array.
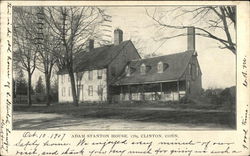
[
  {"xmin": 112, "ymin": 51, "xmax": 195, "ymax": 85},
  {"xmin": 58, "ymin": 40, "xmax": 132, "ymax": 74}
]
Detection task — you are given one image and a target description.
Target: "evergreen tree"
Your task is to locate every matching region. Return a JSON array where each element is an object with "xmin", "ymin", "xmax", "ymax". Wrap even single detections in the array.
[
  {"xmin": 15, "ymin": 69, "xmax": 28, "ymax": 95},
  {"xmin": 35, "ymin": 76, "xmax": 45, "ymax": 94}
]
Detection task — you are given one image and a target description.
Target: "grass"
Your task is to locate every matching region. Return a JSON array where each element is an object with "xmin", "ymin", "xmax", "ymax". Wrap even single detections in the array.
[{"xmin": 14, "ymin": 102, "xmax": 236, "ymax": 129}]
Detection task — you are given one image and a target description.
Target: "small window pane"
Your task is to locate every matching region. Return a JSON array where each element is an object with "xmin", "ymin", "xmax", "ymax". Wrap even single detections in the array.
[
  {"xmin": 61, "ymin": 75, "xmax": 64, "ymax": 84},
  {"xmin": 187, "ymin": 81, "xmax": 191, "ymax": 93},
  {"xmin": 140, "ymin": 64, "xmax": 146, "ymax": 74},
  {"xmin": 126, "ymin": 66, "xmax": 130, "ymax": 76},
  {"xmin": 98, "ymin": 85, "xmax": 103, "ymax": 96},
  {"xmin": 62, "ymin": 87, "xmax": 65, "ymax": 97},
  {"xmin": 89, "ymin": 71, "xmax": 93, "ymax": 80},
  {"xmin": 88, "ymin": 86, "xmax": 93, "ymax": 96},
  {"xmin": 97, "ymin": 70, "xmax": 102, "ymax": 79},
  {"xmin": 192, "ymin": 64, "xmax": 196, "ymax": 80},
  {"xmin": 158, "ymin": 62, "xmax": 163, "ymax": 73}
]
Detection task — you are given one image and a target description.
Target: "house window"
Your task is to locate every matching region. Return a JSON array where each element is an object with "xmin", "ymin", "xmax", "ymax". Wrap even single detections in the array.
[
  {"xmin": 68, "ymin": 87, "xmax": 71, "ymax": 96},
  {"xmin": 61, "ymin": 75, "xmax": 64, "ymax": 84},
  {"xmin": 125, "ymin": 65, "xmax": 130, "ymax": 77},
  {"xmin": 196, "ymin": 66, "xmax": 199, "ymax": 77},
  {"xmin": 157, "ymin": 62, "xmax": 163, "ymax": 73},
  {"xmin": 140, "ymin": 63, "xmax": 146, "ymax": 75},
  {"xmin": 88, "ymin": 70, "xmax": 93, "ymax": 80},
  {"xmin": 62, "ymin": 87, "xmax": 65, "ymax": 96},
  {"xmin": 97, "ymin": 70, "xmax": 102, "ymax": 79},
  {"xmin": 98, "ymin": 85, "xmax": 103, "ymax": 96},
  {"xmin": 187, "ymin": 81, "xmax": 191, "ymax": 93},
  {"xmin": 192, "ymin": 64, "xmax": 196, "ymax": 80},
  {"xmin": 88, "ymin": 85, "xmax": 93, "ymax": 96},
  {"xmin": 188, "ymin": 64, "xmax": 192, "ymax": 75}
]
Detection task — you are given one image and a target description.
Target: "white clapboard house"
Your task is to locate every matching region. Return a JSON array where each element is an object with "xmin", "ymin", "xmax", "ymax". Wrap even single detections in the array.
[{"xmin": 58, "ymin": 28, "xmax": 202, "ymax": 103}]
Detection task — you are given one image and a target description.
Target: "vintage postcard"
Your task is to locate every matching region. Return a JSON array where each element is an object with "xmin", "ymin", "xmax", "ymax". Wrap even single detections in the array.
[{"xmin": 0, "ymin": 1, "xmax": 249, "ymax": 156}]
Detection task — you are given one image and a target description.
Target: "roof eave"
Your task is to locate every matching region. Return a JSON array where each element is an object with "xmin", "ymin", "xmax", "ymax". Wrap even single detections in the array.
[{"xmin": 112, "ymin": 79, "xmax": 179, "ymax": 86}]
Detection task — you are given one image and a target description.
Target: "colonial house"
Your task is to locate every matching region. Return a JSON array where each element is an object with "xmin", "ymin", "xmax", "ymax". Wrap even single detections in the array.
[{"xmin": 58, "ymin": 27, "xmax": 202, "ymax": 103}]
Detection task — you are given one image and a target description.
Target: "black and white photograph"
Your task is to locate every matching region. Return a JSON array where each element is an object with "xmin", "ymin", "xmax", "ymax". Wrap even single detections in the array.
[{"xmin": 12, "ymin": 5, "xmax": 236, "ymax": 130}]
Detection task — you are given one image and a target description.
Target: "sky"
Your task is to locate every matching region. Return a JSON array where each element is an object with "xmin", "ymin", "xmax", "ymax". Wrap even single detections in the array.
[
  {"xmin": 104, "ymin": 7, "xmax": 236, "ymax": 89},
  {"xmin": 30, "ymin": 6, "xmax": 236, "ymax": 89}
]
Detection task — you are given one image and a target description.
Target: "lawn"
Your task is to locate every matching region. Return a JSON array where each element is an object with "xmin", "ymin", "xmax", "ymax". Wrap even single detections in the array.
[{"xmin": 13, "ymin": 102, "xmax": 236, "ymax": 130}]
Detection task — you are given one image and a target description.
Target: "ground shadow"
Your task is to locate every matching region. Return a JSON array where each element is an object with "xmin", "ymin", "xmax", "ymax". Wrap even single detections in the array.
[{"xmin": 13, "ymin": 104, "xmax": 236, "ymax": 130}]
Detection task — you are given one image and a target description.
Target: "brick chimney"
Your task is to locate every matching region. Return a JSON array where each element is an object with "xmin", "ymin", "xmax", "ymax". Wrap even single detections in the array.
[
  {"xmin": 187, "ymin": 27, "xmax": 195, "ymax": 51},
  {"xmin": 87, "ymin": 39, "xmax": 94, "ymax": 51},
  {"xmin": 114, "ymin": 29, "xmax": 123, "ymax": 45}
]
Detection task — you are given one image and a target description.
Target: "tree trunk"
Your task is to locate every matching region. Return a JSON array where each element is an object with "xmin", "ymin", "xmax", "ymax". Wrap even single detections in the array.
[
  {"xmin": 45, "ymin": 73, "xmax": 51, "ymax": 106},
  {"xmin": 27, "ymin": 73, "xmax": 32, "ymax": 107},
  {"xmin": 69, "ymin": 70, "xmax": 79, "ymax": 106}
]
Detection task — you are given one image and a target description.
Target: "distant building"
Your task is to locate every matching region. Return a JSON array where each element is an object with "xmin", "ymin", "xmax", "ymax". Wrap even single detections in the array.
[{"xmin": 58, "ymin": 27, "xmax": 202, "ymax": 103}]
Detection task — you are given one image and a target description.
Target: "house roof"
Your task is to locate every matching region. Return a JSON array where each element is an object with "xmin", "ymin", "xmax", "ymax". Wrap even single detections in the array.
[
  {"xmin": 112, "ymin": 51, "xmax": 195, "ymax": 85},
  {"xmin": 58, "ymin": 40, "xmax": 132, "ymax": 74}
]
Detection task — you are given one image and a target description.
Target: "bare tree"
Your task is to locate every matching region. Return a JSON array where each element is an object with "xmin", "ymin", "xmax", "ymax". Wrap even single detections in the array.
[
  {"xmin": 131, "ymin": 37, "xmax": 146, "ymax": 57},
  {"xmin": 75, "ymin": 71, "xmax": 84, "ymax": 102},
  {"xmin": 97, "ymin": 79, "xmax": 107, "ymax": 102},
  {"xmin": 146, "ymin": 6, "xmax": 236, "ymax": 55},
  {"xmin": 44, "ymin": 7, "xmax": 111, "ymax": 106},
  {"xmin": 35, "ymin": 7, "xmax": 59, "ymax": 106},
  {"xmin": 13, "ymin": 7, "xmax": 38, "ymax": 106}
]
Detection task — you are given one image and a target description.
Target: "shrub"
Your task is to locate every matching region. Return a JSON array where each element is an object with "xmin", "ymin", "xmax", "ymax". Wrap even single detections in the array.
[
  {"xmin": 180, "ymin": 96, "xmax": 190, "ymax": 104},
  {"xmin": 220, "ymin": 87, "xmax": 235, "ymax": 107},
  {"xmin": 32, "ymin": 94, "xmax": 46, "ymax": 103},
  {"xmin": 50, "ymin": 92, "xmax": 58, "ymax": 102},
  {"xmin": 210, "ymin": 94, "xmax": 222, "ymax": 105},
  {"xmin": 201, "ymin": 87, "xmax": 235, "ymax": 106}
]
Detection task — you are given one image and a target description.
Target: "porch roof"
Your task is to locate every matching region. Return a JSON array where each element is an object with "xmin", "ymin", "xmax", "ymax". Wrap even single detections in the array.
[{"xmin": 112, "ymin": 51, "xmax": 194, "ymax": 86}]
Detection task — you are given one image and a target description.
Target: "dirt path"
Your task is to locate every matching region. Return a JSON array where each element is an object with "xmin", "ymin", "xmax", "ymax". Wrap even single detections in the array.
[{"xmin": 13, "ymin": 111, "xmax": 231, "ymax": 130}]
